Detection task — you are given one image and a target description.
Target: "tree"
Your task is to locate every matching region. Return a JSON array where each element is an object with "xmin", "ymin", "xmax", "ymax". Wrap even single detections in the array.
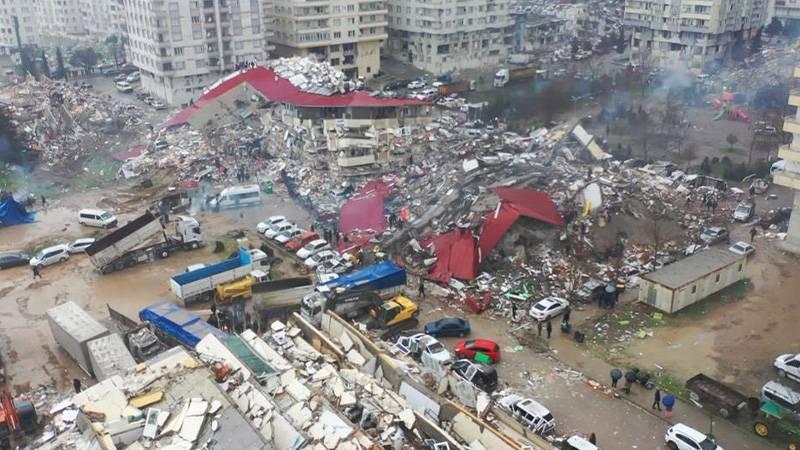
[
  {"xmin": 750, "ymin": 27, "xmax": 763, "ymax": 55},
  {"xmin": 700, "ymin": 156, "xmax": 712, "ymax": 174},
  {"xmin": 726, "ymin": 133, "xmax": 739, "ymax": 149},
  {"xmin": 680, "ymin": 143, "xmax": 698, "ymax": 170},
  {"xmin": 0, "ymin": 107, "xmax": 31, "ymax": 166},
  {"xmin": 18, "ymin": 47, "xmax": 36, "ymax": 77},
  {"xmin": 766, "ymin": 17, "xmax": 784, "ymax": 36},
  {"xmin": 69, "ymin": 47, "xmax": 101, "ymax": 73},
  {"xmin": 55, "ymin": 47, "xmax": 67, "ymax": 80}
]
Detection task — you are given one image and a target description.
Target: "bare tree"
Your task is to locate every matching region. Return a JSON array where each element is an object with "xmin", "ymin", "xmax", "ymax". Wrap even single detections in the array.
[
  {"xmin": 680, "ymin": 143, "xmax": 698, "ymax": 170},
  {"xmin": 726, "ymin": 133, "xmax": 739, "ymax": 149}
]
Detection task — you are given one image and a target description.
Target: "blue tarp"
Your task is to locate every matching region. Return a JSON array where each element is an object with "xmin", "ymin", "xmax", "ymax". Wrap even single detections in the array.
[
  {"xmin": 171, "ymin": 248, "xmax": 252, "ymax": 285},
  {"xmin": 320, "ymin": 260, "xmax": 406, "ymax": 292},
  {"xmin": 0, "ymin": 196, "xmax": 34, "ymax": 226},
  {"xmin": 139, "ymin": 301, "xmax": 225, "ymax": 348}
]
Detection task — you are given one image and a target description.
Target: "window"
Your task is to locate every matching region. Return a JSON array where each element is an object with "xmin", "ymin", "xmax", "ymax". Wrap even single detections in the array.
[
  {"xmin": 191, "ymin": 15, "xmax": 200, "ymax": 23},
  {"xmin": 333, "ymin": 31, "xmax": 341, "ymax": 39},
  {"xmin": 330, "ymin": 58, "xmax": 339, "ymax": 65},
  {"xmin": 174, "ymin": 47, "xmax": 184, "ymax": 56},
  {"xmin": 235, "ymin": 41, "xmax": 244, "ymax": 49},
  {"xmin": 347, "ymin": 30, "xmax": 355, "ymax": 37},
  {"xmin": 738, "ymin": 264, "xmax": 743, "ymax": 272},
  {"xmin": 691, "ymin": 285, "xmax": 697, "ymax": 294},
  {"xmin": 163, "ymin": 62, "xmax": 173, "ymax": 71},
  {"xmin": 715, "ymin": 274, "xmax": 720, "ymax": 283},
  {"xmin": 176, "ymin": 61, "xmax": 186, "ymax": 70}
]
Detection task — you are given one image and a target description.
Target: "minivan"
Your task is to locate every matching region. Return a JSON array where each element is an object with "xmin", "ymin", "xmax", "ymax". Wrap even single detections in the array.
[
  {"xmin": 210, "ymin": 185, "xmax": 262, "ymax": 210},
  {"xmin": 30, "ymin": 244, "xmax": 70, "ymax": 267},
  {"xmin": 78, "ymin": 209, "xmax": 118, "ymax": 228}
]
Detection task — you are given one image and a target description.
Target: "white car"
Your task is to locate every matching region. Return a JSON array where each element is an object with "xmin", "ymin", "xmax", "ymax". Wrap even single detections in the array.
[
  {"xmin": 393, "ymin": 333, "xmax": 452, "ymax": 365},
  {"xmin": 30, "ymin": 244, "xmax": 70, "ymax": 267},
  {"xmin": 265, "ymin": 221, "xmax": 295, "ymax": 239},
  {"xmin": 296, "ymin": 239, "xmax": 330, "ymax": 259},
  {"xmin": 126, "ymin": 72, "xmax": 141, "ymax": 82},
  {"xmin": 66, "ymin": 238, "xmax": 96, "ymax": 254},
  {"xmin": 407, "ymin": 80, "xmax": 426, "ymax": 89},
  {"xmin": 562, "ymin": 436, "xmax": 598, "ymax": 450},
  {"xmin": 275, "ymin": 228, "xmax": 303, "ymax": 244},
  {"xmin": 529, "ymin": 296, "xmax": 569, "ymax": 321},
  {"xmin": 728, "ymin": 241, "xmax": 754, "ymax": 256},
  {"xmin": 664, "ymin": 423, "xmax": 723, "ymax": 450},
  {"xmin": 257, "ymin": 216, "xmax": 287, "ymax": 234},
  {"xmin": 775, "ymin": 353, "xmax": 800, "ymax": 381},
  {"xmin": 431, "ymin": 81, "xmax": 445, "ymax": 88},
  {"xmin": 316, "ymin": 257, "xmax": 351, "ymax": 276},
  {"xmin": 304, "ymin": 250, "xmax": 339, "ymax": 269}
]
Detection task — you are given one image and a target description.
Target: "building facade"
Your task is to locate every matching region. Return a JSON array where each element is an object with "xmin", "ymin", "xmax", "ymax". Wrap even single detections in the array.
[
  {"xmin": 773, "ymin": 66, "xmax": 800, "ymax": 251},
  {"xmin": 80, "ymin": 0, "xmax": 127, "ymax": 38},
  {"xmin": 0, "ymin": 0, "xmax": 39, "ymax": 56},
  {"xmin": 386, "ymin": 0, "xmax": 514, "ymax": 74},
  {"xmin": 768, "ymin": 0, "xmax": 800, "ymax": 29},
  {"xmin": 624, "ymin": 0, "xmax": 768, "ymax": 70},
  {"xmin": 270, "ymin": 0, "xmax": 387, "ymax": 79},
  {"xmin": 36, "ymin": 0, "xmax": 86, "ymax": 37},
  {"xmin": 124, "ymin": 0, "xmax": 275, "ymax": 106}
]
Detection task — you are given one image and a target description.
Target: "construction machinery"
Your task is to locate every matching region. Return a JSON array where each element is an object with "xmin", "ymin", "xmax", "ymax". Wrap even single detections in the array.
[
  {"xmin": 0, "ymin": 385, "xmax": 37, "ymax": 448},
  {"xmin": 214, "ymin": 270, "xmax": 270, "ymax": 303},
  {"xmin": 368, "ymin": 295, "xmax": 419, "ymax": 340}
]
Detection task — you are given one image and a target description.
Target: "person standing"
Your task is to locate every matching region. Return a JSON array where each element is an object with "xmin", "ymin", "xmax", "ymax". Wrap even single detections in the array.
[
  {"xmin": 418, "ymin": 279, "xmax": 425, "ymax": 299},
  {"xmin": 511, "ymin": 302, "xmax": 518, "ymax": 321},
  {"xmin": 73, "ymin": 378, "xmax": 82, "ymax": 394},
  {"xmin": 750, "ymin": 226, "xmax": 758, "ymax": 243},
  {"xmin": 610, "ymin": 368, "xmax": 622, "ymax": 388},
  {"xmin": 562, "ymin": 305, "xmax": 572, "ymax": 324},
  {"xmin": 652, "ymin": 389, "xmax": 662, "ymax": 411},
  {"xmin": 32, "ymin": 264, "xmax": 42, "ymax": 280},
  {"xmin": 663, "ymin": 393, "xmax": 675, "ymax": 418},
  {"xmin": 546, "ymin": 319, "xmax": 553, "ymax": 339},
  {"xmin": 537, "ymin": 320, "xmax": 543, "ymax": 337},
  {"xmin": 588, "ymin": 433, "xmax": 596, "ymax": 445},
  {"xmin": 41, "ymin": 194, "xmax": 47, "ymax": 209}
]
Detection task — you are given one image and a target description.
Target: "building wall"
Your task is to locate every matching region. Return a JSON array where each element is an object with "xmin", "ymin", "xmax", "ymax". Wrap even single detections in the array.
[
  {"xmin": 775, "ymin": 67, "xmax": 800, "ymax": 250},
  {"xmin": 639, "ymin": 259, "xmax": 748, "ymax": 313},
  {"xmin": 271, "ymin": 0, "xmax": 386, "ymax": 79},
  {"xmin": 0, "ymin": 0, "xmax": 40, "ymax": 56},
  {"xmin": 37, "ymin": 0, "xmax": 86, "ymax": 37},
  {"xmin": 386, "ymin": 0, "xmax": 513, "ymax": 73}
]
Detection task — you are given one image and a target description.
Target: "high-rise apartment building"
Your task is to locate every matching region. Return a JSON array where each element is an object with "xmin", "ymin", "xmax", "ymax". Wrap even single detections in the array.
[
  {"xmin": 36, "ymin": 0, "xmax": 86, "ymax": 37},
  {"xmin": 773, "ymin": 66, "xmax": 800, "ymax": 251},
  {"xmin": 624, "ymin": 0, "xmax": 767, "ymax": 70},
  {"xmin": 80, "ymin": 0, "xmax": 127, "ymax": 38},
  {"xmin": 124, "ymin": 0, "xmax": 275, "ymax": 106},
  {"xmin": 0, "ymin": 0, "xmax": 39, "ymax": 56},
  {"xmin": 768, "ymin": 0, "xmax": 800, "ymax": 29},
  {"xmin": 270, "ymin": 0, "xmax": 387, "ymax": 79},
  {"xmin": 386, "ymin": 0, "xmax": 514, "ymax": 73}
]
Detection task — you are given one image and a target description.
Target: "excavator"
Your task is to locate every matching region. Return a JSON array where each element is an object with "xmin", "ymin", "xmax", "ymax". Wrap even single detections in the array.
[
  {"xmin": 0, "ymin": 385, "xmax": 37, "ymax": 448},
  {"xmin": 367, "ymin": 295, "xmax": 420, "ymax": 340}
]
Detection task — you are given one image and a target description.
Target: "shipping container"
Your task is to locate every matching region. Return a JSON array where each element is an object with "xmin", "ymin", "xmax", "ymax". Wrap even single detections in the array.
[
  {"xmin": 87, "ymin": 333, "xmax": 137, "ymax": 381},
  {"xmin": 47, "ymin": 302, "xmax": 110, "ymax": 375}
]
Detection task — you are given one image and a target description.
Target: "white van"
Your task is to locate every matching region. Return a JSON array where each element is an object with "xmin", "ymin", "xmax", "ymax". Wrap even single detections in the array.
[
  {"xmin": 210, "ymin": 185, "xmax": 262, "ymax": 210},
  {"xmin": 78, "ymin": 209, "xmax": 118, "ymax": 228}
]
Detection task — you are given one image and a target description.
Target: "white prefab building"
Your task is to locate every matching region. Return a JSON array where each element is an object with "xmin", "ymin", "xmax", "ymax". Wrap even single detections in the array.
[{"xmin": 638, "ymin": 248, "xmax": 748, "ymax": 314}]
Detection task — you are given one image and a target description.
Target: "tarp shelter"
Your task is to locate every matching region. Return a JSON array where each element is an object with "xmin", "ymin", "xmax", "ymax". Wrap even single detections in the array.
[
  {"xmin": 0, "ymin": 195, "xmax": 34, "ymax": 226},
  {"xmin": 339, "ymin": 193, "xmax": 386, "ymax": 234},
  {"xmin": 478, "ymin": 187, "xmax": 564, "ymax": 256},
  {"xmin": 427, "ymin": 228, "xmax": 480, "ymax": 282}
]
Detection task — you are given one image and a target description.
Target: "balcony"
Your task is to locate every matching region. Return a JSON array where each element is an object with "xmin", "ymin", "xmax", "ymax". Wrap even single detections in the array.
[
  {"xmin": 337, "ymin": 152, "xmax": 376, "ymax": 168},
  {"xmin": 779, "ymin": 144, "xmax": 800, "ymax": 162},
  {"xmin": 790, "ymin": 89, "xmax": 800, "ymax": 107},
  {"xmin": 795, "ymin": 66, "xmax": 800, "ymax": 78},
  {"xmin": 785, "ymin": 116, "xmax": 800, "ymax": 135},
  {"xmin": 774, "ymin": 171, "xmax": 800, "ymax": 190}
]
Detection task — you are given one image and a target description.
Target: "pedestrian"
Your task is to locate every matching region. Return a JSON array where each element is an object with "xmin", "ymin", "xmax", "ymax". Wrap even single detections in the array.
[
  {"xmin": 73, "ymin": 378, "xmax": 82, "ymax": 394},
  {"xmin": 41, "ymin": 194, "xmax": 46, "ymax": 208},
  {"xmin": 32, "ymin": 264, "xmax": 42, "ymax": 279},
  {"xmin": 587, "ymin": 167, "xmax": 592, "ymax": 179},
  {"xmin": 749, "ymin": 185, "xmax": 756, "ymax": 197},
  {"xmin": 562, "ymin": 305, "xmax": 572, "ymax": 324},
  {"xmin": 546, "ymin": 319, "xmax": 552, "ymax": 339},
  {"xmin": 239, "ymin": 211, "xmax": 244, "ymax": 224},
  {"xmin": 652, "ymin": 388, "xmax": 662, "ymax": 410},
  {"xmin": 711, "ymin": 198, "xmax": 718, "ymax": 213},
  {"xmin": 610, "ymin": 368, "xmax": 622, "ymax": 388},
  {"xmin": 662, "ymin": 393, "xmax": 675, "ymax": 418},
  {"xmin": 750, "ymin": 226, "xmax": 757, "ymax": 243},
  {"xmin": 537, "ymin": 320, "xmax": 543, "ymax": 337},
  {"xmin": 418, "ymin": 279, "xmax": 425, "ymax": 298},
  {"xmin": 623, "ymin": 369, "xmax": 636, "ymax": 394},
  {"xmin": 511, "ymin": 302, "xmax": 518, "ymax": 321},
  {"xmin": 588, "ymin": 433, "xmax": 596, "ymax": 445},
  {"xmin": 310, "ymin": 223, "xmax": 315, "ymax": 232}
]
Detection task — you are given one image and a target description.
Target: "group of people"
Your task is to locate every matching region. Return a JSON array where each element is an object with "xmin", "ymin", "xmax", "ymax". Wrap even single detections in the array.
[{"xmin": 686, "ymin": 192, "xmax": 719, "ymax": 212}]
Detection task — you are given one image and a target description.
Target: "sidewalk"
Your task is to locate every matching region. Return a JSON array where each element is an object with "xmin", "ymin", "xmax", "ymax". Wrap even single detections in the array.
[{"xmin": 548, "ymin": 319, "xmax": 779, "ymax": 450}]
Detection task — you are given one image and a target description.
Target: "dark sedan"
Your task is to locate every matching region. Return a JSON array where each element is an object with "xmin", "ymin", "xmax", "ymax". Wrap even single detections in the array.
[
  {"xmin": 0, "ymin": 251, "xmax": 31, "ymax": 269},
  {"xmin": 424, "ymin": 317, "xmax": 471, "ymax": 337}
]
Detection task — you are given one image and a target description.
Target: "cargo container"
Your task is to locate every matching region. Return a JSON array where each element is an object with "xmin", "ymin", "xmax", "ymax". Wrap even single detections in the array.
[
  {"xmin": 169, "ymin": 248, "xmax": 254, "ymax": 305},
  {"xmin": 87, "ymin": 334, "xmax": 137, "ymax": 381},
  {"xmin": 47, "ymin": 302, "xmax": 110, "ymax": 375}
]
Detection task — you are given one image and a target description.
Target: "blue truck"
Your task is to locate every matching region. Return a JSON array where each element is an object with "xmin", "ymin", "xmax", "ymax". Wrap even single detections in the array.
[
  {"xmin": 300, "ymin": 261, "xmax": 407, "ymax": 325},
  {"xmin": 169, "ymin": 248, "xmax": 260, "ymax": 305},
  {"xmin": 139, "ymin": 301, "xmax": 225, "ymax": 348}
]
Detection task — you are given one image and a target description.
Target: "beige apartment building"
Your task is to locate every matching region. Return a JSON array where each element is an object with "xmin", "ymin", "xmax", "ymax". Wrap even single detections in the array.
[
  {"xmin": 36, "ymin": 0, "xmax": 87, "ymax": 37},
  {"xmin": 124, "ymin": 0, "xmax": 275, "ymax": 106},
  {"xmin": 0, "ymin": 0, "xmax": 39, "ymax": 56},
  {"xmin": 79, "ymin": 0, "xmax": 127, "ymax": 38},
  {"xmin": 773, "ymin": 66, "xmax": 800, "ymax": 252},
  {"xmin": 624, "ymin": 0, "xmax": 767, "ymax": 70},
  {"xmin": 270, "ymin": 0, "xmax": 387, "ymax": 79},
  {"xmin": 386, "ymin": 0, "xmax": 514, "ymax": 74}
]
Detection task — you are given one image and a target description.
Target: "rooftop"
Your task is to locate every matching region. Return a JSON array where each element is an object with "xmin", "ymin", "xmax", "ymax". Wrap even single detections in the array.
[{"xmin": 642, "ymin": 247, "xmax": 745, "ymax": 289}]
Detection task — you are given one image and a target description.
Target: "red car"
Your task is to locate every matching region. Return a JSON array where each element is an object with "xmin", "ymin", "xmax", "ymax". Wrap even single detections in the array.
[
  {"xmin": 454, "ymin": 339, "xmax": 500, "ymax": 364},
  {"xmin": 285, "ymin": 231, "xmax": 319, "ymax": 251}
]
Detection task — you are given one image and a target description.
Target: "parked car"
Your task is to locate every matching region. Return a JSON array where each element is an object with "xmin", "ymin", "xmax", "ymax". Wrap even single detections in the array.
[
  {"xmin": 496, "ymin": 394, "xmax": 556, "ymax": 435},
  {"xmin": 29, "ymin": 244, "xmax": 70, "ymax": 267},
  {"xmin": 304, "ymin": 250, "xmax": 339, "ymax": 269},
  {"xmin": 0, "ymin": 251, "xmax": 31, "ymax": 269},
  {"xmin": 66, "ymin": 238, "xmax": 96, "ymax": 253},
  {"xmin": 407, "ymin": 80, "xmax": 426, "ymax": 89},
  {"xmin": 561, "ymin": 436, "xmax": 598, "ymax": 450},
  {"xmin": 728, "ymin": 241, "xmax": 754, "ymax": 256},
  {"xmin": 393, "ymin": 333, "xmax": 452, "ymax": 365},
  {"xmin": 275, "ymin": 228, "xmax": 303, "ymax": 244},
  {"xmin": 529, "ymin": 297, "xmax": 569, "ymax": 321},
  {"xmin": 574, "ymin": 279, "xmax": 605, "ymax": 303},
  {"xmin": 699, "ymin": 227, "xmax": 729, "ymax": 245},
  {"xmin": 775, "ymin": 353, "xmax": 800, "ymax": 382},
  {"xmin": 286, "ymin": 231, "xmax": 319, "ymax": 251},
  {"xmin": 316, "ymin": 257, "xmax": 351, "ymax": 276},
  {"xmin": 113, "ymin": 73, "xmax": 128, "ymax": 82},
  {"xmin": 115, "ymin": 81, "xmax": 134, "ymax": 93},
  {"xmin": 126, "ymin": 72, "xmax": 141, "ymax": 82},
  {"xmin": 733, "ymin": 201, "xmax": 755, "ymax": 222},
  {"xmin": 296, "ymin": 239, "xmax": 330, "ymax": 259},
  {"xmin": 424, "ymin": 317, "xmax": 471, "ymax": 337},
  {"xmin": 454, "ymin": 338, "xmax": 501, "ymax": 363},
  {"xmin": 78, "ymin": 208, "xmax": 118, "ymax": 228},
  {"xmin": 664, "ymin": 423, "xmax": 723, "ymax": 450},
  {"xmin": 257, "ymin": 215, "xmax": 287, "ymax": 234},
  {"xmin": 151, "ymin": 101, "xmax": 167, "ymax": 110},
  {"xmin": 451, "ymin": 359, "xmax": 498, "ymax": 393},
  {"xmin": 265, "ymin": 221, "xmax": 296, "ymax": 239}
]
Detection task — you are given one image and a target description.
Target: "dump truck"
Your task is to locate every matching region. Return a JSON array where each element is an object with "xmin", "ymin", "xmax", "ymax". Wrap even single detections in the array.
[
  {"xmin": 301, "ymin": 290, "xmax": 384, "ymax": 326},
  {"xmin": 170, "ymin": 248, "xmax": 257, "ymax": 305},
  {"xmin": 300, "ymin": 261, "xmax": 407, "ymax": 325},
  {"xmin": 86, "ymin": 211, "xmax": 204, "ymax": 274},
  {"xmin": 493, "ymin": 67, "xmax": 538, "ymax": 87},
  {"xmin": 437, "ymin": 80, "xmax": 476, "ymax": 95},
  {"xmin": 251, "ymin": 277, "xmax": 314, "ymax": 323}
]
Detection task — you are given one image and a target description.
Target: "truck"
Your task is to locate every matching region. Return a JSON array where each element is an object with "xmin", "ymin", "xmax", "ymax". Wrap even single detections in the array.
[
  {"xmin": 367, "ymin": 294, "xmax": 419, "ymax": 340},
  {"xmin": 139, "ymin": 301, "xmax": 226, "ymax": 348},
  {"xmin": 493, "ymin": 67, "xmax": 538, "ymax": 88},
  {"xmin": 251, "ymin": 277, "xmax": 314, "ymax": 323},
  {"xmin": 685, "ymin": 373, "xmax": 750, "ymax": 418},
  {"xmin": 86, "ymin": 211, "xmax": 204, "ymax": 274},
  {"xmin": 437, "ymin": 80, "xmax": 476, "ymax": 95},
  {"xmin": 170, "ymin": 248, "xmax": 257, "ymax": 305},
  {"xmin": 300, "ymin": 261, "xmax": 407, "ymax": 325}
]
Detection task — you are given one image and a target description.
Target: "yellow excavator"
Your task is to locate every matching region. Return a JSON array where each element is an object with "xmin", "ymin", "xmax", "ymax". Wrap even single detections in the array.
[
  {"xmin": 214, "ymin": 271, "xmax": 269, "ymax": 303},
  {"xmin": 368, "ymin": 295, "xmax": 419, "ymax": 340}
]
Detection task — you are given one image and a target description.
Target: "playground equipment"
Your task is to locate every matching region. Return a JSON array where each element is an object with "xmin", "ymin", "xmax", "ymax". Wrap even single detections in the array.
[{"xmin": 712, "ymin": 91, "xmax": 751, "ymax": 123}]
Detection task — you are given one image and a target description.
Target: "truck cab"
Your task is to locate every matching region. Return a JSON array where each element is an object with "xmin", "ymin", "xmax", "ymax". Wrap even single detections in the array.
[
  {"xmin": 494, "ymin": 69, "xmax": 510, "ymax": 87},
  {"xmin": 174, "ymin": 216, "xmax": 204, "ymax": 248}
]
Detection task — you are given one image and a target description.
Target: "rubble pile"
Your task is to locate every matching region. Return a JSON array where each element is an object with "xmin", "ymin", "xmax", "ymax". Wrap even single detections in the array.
[
  {"xmin": 0, "ymin": 78, "xmax": 150, "ymax": 165},
  {"xmin": 268, "ymin": 57, "xmax": 348, "ymax": 95}
]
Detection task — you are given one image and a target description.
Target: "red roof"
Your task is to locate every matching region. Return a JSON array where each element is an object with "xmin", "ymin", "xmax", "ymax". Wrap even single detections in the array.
[
  {"xmin": 427, "ymin": 228, "xmax": 480, "ymax": 282},
  {"xmin": 493, "ymin": 187, "xmax": 565, "ymax": 227},
  {"xmin": 338, "ymin": 193, "xmax": 386, "ymax": 235},
  {"xmin": 163, "ymin": 66, "xmax": 429, "ymax": 128}
]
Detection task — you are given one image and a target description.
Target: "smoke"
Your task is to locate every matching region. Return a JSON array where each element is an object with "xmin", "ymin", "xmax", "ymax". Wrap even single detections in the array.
[{"xmin": 659, "ymin": 69, "xmax": 693, "ymax": 92}]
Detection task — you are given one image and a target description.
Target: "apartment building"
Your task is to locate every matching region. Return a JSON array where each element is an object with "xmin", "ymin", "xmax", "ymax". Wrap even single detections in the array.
[
  {"xmin": 386, "ymin": 0, "xmax": 514, "ymax": 74},
  {"xmin": 768, "ymin": 0, "xmax": 800, "ymax": 29},
  {"xmin": 624, "ymin": 0, "xmax": 767, "ymax": 70},
  {"xmin": 773, "ymin": 66, "xmax": 800, "ymax": 252},
  {"xmin": 80, "ymin": 0, "xmax": 127, "ymax": 38},
  {"xmin": 271, "ymin": 0, "xmax": 387, "ymax": 79},
  {"xmin": 36, "ymin": 0, "xmax": 86, "ymax": 37},
  {"xmin": 124, "ymin": 0, "xmax": 275, "ymax": 106},
  {"xmin": 0, "ymin": 0, "xmax": 39, "ymax": 56}
]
